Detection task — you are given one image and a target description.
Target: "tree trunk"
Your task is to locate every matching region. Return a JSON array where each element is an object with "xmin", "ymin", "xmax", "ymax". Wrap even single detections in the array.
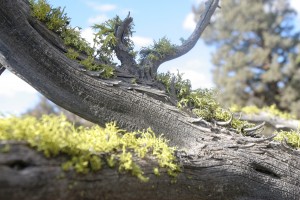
[{"xmin": 0, "ymin": 0, "xmax": 300, "ymax": 199}]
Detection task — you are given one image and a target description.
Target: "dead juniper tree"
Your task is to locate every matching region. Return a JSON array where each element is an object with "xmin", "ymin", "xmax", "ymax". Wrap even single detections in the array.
[{"xmin": 0, "ymin": 0, "xmax": 300, "ymax": 199}]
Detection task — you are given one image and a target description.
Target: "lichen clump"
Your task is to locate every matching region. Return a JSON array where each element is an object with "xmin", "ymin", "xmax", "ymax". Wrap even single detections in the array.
[
  {"xmin": 0, "ymin": 115, "xmax": 180, "ymax": 182},
  {"xmin": 29, "ymin": 0, "xmax": 115, "ymax": 78},
  {"xmin": 157, "ymin": 72, "xmax": 255, "ymax": 132},
  {"xmin": 274, "ymin": 130, "xmax": 300, "ymax": 149},
  {"xmin": 231, "ymin": 104, "xmax": 297, "ymax": 120}
]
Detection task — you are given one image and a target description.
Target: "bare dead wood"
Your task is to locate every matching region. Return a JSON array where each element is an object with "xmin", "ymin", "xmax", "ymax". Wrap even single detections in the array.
[
  {"xmin": 114, "ymin": 13, "xmax": 138, "ymax": 75},
  {"xmin": 0, "ymin": 0, "xmax": 300, "ymax": 199}
]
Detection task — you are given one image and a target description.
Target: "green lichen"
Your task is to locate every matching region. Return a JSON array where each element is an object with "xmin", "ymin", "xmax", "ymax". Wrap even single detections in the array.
[
  {"xmin": 29, "ymin": 0, "xmax": 115, "ymax": 78},
  {"xmin": 274, "ymin": 130, "xmax": 300, "ymax": 149},
  {"xmin": 29, "ymin": 0, "xmax": 69, "ymax": 34},
  {"xmin": 157, "ymin": 71, "xmax": 255, "ymax": 133},
  {"xmin": 0, "ymin": 115, "xmax": 180, "ymax": 182},
  {"xmin": 156, "ymin": 71, "xmax": 191, "ymax": 100},
  {"xmin": 65, "ymin": 48, "xmax": 79, "ymax": 60},
  {"xmin": 92, "ymin": 16, "xmax": 135, "ymax": 61},
  {"xmin": 140, "ymin": 37, "xmax": 177, "ymax": 61},
  {"xmin": 153, "ymin": 167, "xmax": 160, "ymax": 176},
  {"xmin": 231, "ymin": 104, "xmax": 297, "ymax": 120}
]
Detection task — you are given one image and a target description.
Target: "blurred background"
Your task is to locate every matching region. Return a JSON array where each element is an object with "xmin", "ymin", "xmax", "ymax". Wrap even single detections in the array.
[{"xmin": 0, "ymin": 0, "xmax": 300, "ymax": 123}]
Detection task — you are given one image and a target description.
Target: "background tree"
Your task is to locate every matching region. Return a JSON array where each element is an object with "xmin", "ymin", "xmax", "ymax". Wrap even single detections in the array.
[
  {"xmin": 194, "ymin": 0, "xmax": 300, "ymax": 116},
  {"xmin": 25, "ymin": 96, "xmax": 94, "ymax": 127}
]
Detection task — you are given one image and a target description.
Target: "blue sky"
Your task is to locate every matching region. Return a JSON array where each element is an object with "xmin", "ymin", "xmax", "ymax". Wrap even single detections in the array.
[{"xmin": 0, "ymin": 0, "xmax": 299, "ymax": 115}]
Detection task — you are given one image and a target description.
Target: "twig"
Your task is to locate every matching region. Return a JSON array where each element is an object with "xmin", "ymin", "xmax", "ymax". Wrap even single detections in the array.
[{"xmin": 242, "ymin": 122, "xmax": 265, "ymax": 136}]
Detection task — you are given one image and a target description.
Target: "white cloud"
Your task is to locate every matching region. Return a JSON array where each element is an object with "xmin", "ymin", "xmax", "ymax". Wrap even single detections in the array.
[
  {"xmin": 96, "ymin": 4, "xmax": 117, "ymax": 12},
  {"xmin": 193, "ymin": 0, "xmax": 204, "ymax": 4},
  {"xmin": 132, "ymin": 36, "xmax": 153, "ymax": 48},
  {"xmin": 0, "ymin": 71, "xmax": 37, "ymax": 97},
  {"xmin": 80, "ymin": 29, "xmax": 153, "ymax": 50},
  {"xmin": 181, "ymin": 59, "xmax": 214, "ymax": 89},
  {"xmin": 0, "ymin": 70, "xmax": 39, "ymax": 115},
  {"xmin": 290, "ymin": 0, "xmax": 300, "ymax": 15},
  {"xmin": 183, "ymin": 13, "xmax": 196, "ymax": 32},
  {"xmin": 161, "ymin": 58, "xmax": 214, "ymax": 89},
  {"xmin": 81, "ymin": 28, "xmax": 95, "ymax": 45},
  {"xmin": 88, "ymin": 14, "xmax": 108, "ymax": 25},
  {"xmin": 86, "ymin": 2, "xmax": 117, "ymax": 12},
  {"xmin": 180, "ymin": 70, "xmax": 214, "ymax": 89}
]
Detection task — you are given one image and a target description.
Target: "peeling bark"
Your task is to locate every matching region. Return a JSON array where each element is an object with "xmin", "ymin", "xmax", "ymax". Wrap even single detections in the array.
[{"xmin": 0, "ymin": 0, "xmax": 300, "ymax": 199}]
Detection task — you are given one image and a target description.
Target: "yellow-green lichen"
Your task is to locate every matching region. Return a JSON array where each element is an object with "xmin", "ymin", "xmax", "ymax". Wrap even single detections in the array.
[
  {"xmin": 29, "ymin": 0, "xmax": 115, "ymax": 78},
  {"xmin": 140, "ymin": 37, "xmax": 177, "ymax": 62},
  {"xmin": 153, "ymin": 167, "xmax": 160, "ymax": 176},
  {"xmin": 157, "ymin": 71, "xmax": 255, "ymax": 133},
  {"xmin": 274, "ymin": 130, "xmax": 300, "ymax": 149},
  {"xmin": 0, "ymin": 115, "xmax": 180, "ymax": 182},
  {"xmin": 231, "ymin": 104, "xmax": 297, "ymax": 120}
]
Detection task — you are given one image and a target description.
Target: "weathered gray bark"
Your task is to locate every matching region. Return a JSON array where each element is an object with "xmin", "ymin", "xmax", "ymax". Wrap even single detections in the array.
[{"xmin": 1, "ymin": 0, "xmax": 300, "ymax": 199}]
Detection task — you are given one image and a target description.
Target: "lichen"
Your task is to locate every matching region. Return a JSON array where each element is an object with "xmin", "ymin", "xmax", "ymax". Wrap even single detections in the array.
[
  {"xmin": 0, "ymin": 115, "xmax": 180, "ymax": 182},
  {"xmin": 140, "ymin": 37, "xmax": 177, "ymax": 62},
  {"xmin": 157, "ymin": 71, "xmax": 255, "ymax": 133},
  {"xmin": 231, "ymin": 104, "xmax": 297, "ymax": 120},
  {"xmin": 29, "ymin": 0, "xmax": 115, "ymax": 78},
  {"xmin": 274, "ymin": 130, "xmax": 300, "ymax": 149}
]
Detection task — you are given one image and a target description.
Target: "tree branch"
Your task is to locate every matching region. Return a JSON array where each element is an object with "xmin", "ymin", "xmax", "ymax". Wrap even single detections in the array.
[
  {"xmin": 2, "ymin": 132, "xmax": 300, "ymax": 200},
  {"xmin": 142, "ymin": 0, "xmax": 219, "ymax": 76},
  {"xmin": 114, "ymin": 13, "xmax": 138, "ymax": 75}
]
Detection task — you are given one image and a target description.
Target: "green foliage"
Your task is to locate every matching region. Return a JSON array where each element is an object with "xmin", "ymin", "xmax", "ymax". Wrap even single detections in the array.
[
  {"xmin": 29, "ymin": 0, "xmax": 51, "ymax": 21},
  {"xmin": 157, "ymin": 71, "xmax": 254, "ymax": 132},
  {"xmin": 93, "ymin": 16, "xmax": 135, "ymax": 62},
  {"xmin": 274, "ymin": 130, "xmax": 300, "ymax": 149},
  {"xmin": 178, "ymin": 89, "xmax": 219, "ymax": 120},
  {"xmin": 153, "ymin": 167, "xmax": 160, "ymax": 176},
  {"xmin": 196, "ymin": 0, "xmax": 300, "ymax": 116},
  {"xmin": 30, "ymin": 0, "xmax": 69, "ymax": 34},
  {"xmin": 0, "ymin": 115, "xmax": 180, "ymax": 181},
  {"xmin": 156, "ymin": 71, "xmax": 191, "ymax": 99},
  {"xmin": 140, "ymin": 37, "xmax": 177, "ymax": 61},
  {"xmin": 65, "ymin": 48, "xmax": 79, "ymax": 60},
  {"xmin": 29, "ymin": 0, "xmax": 115, "ymax": 78},
  {"xmin": 62, "ymin": 28, "xmax": 93, "ymax": 55},
  {"xmin": 231, "ymin": 104, "xmax": 297, "ymax": 120},
  {"xmin": 79, "ymin": 56, "xmax": 115, "ymax": 78}
]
